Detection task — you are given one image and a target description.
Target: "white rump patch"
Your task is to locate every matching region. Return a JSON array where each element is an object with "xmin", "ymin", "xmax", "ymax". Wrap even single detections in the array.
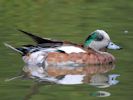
[{"xmin": 23, "ymin": 51, "xmax": 46, "ymax": 65}]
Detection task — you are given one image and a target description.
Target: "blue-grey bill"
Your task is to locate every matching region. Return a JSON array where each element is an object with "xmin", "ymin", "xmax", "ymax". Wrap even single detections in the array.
[{"xmin": 107, "ymin": 42, "xmax": 122, "ymax": 50}]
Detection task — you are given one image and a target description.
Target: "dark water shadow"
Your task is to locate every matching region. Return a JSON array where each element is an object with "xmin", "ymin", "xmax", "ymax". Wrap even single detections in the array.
[
  {"xmin": 24, "ymin": 82, "xmax": 40, "ymax": 100},
  {"xmin": 23, "ymin": 81, "xmax": 56, "ymax": 100}
]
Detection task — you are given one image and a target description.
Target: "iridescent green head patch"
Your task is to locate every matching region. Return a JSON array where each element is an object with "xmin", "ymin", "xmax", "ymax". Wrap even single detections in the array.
[{"xmin": 84, "ymin": 32, "xmax": 97, "ymax": 47}]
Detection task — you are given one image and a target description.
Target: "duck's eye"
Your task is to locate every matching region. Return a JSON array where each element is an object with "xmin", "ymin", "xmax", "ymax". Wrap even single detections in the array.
[{"xmin": 95, "ymin": 34, "xmax": 103, "ymax": 41}]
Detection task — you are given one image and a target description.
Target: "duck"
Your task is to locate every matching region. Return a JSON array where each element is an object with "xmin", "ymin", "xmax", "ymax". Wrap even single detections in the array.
[{"xmin": 5, "ymin": 29, "xmax": 121, "ymax": 66}]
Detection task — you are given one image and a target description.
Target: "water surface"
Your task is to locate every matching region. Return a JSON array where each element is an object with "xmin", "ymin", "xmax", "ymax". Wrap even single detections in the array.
[{"xmin": 0, "ymin": 0, "xmax": 133, "ymax": 100}]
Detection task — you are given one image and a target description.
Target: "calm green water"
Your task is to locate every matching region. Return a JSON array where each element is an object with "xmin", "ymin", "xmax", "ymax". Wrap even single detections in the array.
[{"xmin": 0, "ymin": 0, "xmax": 133, "ymax": 100}]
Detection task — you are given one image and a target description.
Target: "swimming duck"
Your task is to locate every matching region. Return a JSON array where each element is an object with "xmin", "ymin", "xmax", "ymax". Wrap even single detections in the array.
[{"xmin": 5, "ymin": 29, "xmax": 121, "ymax": 66}]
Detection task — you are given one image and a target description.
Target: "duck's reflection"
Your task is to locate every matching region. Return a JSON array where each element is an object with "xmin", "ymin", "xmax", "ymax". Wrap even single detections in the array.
[
  {"xmin": 89, "ymin": 73, "xmax": 120, "ymax": 88},
  {"xmin": 22, "ymin": 64, "xmax": 120, "ymax": 99},
  {"xmin": 22, "ymin": 64, "xmax": 119, "ymax": 87}
]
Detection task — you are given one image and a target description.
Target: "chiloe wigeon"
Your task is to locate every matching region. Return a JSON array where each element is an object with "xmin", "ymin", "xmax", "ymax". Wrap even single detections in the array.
[
  {"xmin": 4, "ymin": 29, "xmax": 121, "ymax": 84},
  {"xmin": 5, "ymin": 29, "xmax": 121, "ymax": 66}
]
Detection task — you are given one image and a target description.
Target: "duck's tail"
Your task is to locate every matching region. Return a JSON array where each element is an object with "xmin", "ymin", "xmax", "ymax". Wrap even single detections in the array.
[
  {"xmin": 17, "ymin": 29, "xmax": 58, "ymax": 44},
  {"xmin": 4, "ymin": 43, "xmax": 27, "ymax": 56}
]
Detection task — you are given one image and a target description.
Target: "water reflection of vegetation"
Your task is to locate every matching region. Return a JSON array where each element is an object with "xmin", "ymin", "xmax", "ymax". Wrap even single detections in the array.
[{"xmin": 24, "ymin": 82, "xmax": 40, "ymax": 100}]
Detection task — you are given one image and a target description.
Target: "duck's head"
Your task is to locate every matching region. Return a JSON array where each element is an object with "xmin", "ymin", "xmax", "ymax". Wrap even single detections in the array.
[{"xmin": 84, "ymin": 30, "xmax": 122, "ymax": 51}]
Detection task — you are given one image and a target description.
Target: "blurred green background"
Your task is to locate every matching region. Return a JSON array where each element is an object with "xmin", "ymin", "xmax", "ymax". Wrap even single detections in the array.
[{"xmin": 0, "ymin": 0, "xmax": 133, "ymax": 100}]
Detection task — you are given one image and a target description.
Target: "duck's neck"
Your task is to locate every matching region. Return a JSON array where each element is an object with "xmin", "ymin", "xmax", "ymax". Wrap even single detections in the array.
[
  {"xmin": 99, "ymin": 47, "xmax": 107, "ymax": 52},
  {"xmin": 84, "ymin": 45, "xmax": 107, "ymax": 54}
]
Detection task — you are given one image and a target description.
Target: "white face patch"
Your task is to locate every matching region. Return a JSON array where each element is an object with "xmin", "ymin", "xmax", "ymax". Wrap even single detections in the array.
[
  {"xmin": 86, "ymin": 30, "xmax": 111, "ymax": 50},
  {"xmin": 95, "ymin": 30, "xmax": 110, "ymax": 40},
  {"xmin": 57, "ymin": 46, "xmax": 86, "ymax": 54}
]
